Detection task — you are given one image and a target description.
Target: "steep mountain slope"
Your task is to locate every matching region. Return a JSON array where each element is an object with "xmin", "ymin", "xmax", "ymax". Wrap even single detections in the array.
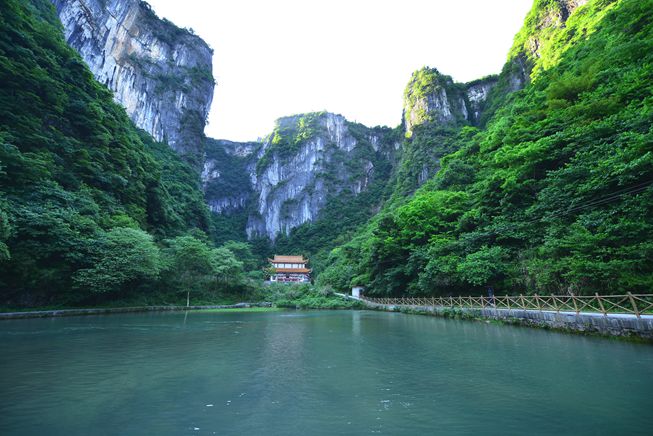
[
  {"xmin": 319, "ymin": 0, "xmax": 653, "ymax": 296},
  {"xmin": 202, "ymin": 113, "xmax": 402, "ymax": 266},
  {"xmin": 0, "ymin": 0, "xmax": 211, "ymax": 304},
  {"xmin": 247, "ymin": 113, "xmax": 400, "ymax": 240},
  {"xmin": 203, "ymin": 138, "xmax": 258, "ymax": 216},
  {"xmin": 395, "ymin": 69, "xmax": 498, "ymax": 197},
  {"xmin": 51, "ymin": 0, "xmax": 215, "ymax": 162}
]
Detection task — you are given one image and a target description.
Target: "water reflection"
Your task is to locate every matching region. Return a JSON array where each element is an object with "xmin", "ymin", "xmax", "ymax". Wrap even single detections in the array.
[{"xmin": 0, "ymin": 310, "xmax": 652, "ymax": 435}]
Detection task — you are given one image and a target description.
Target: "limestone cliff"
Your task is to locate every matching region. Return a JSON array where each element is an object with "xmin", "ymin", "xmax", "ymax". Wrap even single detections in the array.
[
  {"xmin": 402, "ymin": 68, "xmax": 498, "ymax": 135},
  {"xmin": 249, "ymin": 113, "xmax": 399, "ymax": 239},
  {"xmin": 464, "ymin": 77, "xmax": 499, "ymax": 124},
  {"xmin": 51, "ymin": 0, "xmax": 215, "ymax": 160},
  {"xmin": 202, "ymin": 113, "xmax": 400, "ymax": 241},
  {"xmin": 202, "ymin": 139, "xmax": 259, "ymax": 214}
]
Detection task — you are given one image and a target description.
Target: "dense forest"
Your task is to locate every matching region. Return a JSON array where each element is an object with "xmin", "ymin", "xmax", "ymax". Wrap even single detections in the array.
[
  {"xmin": 0, "ymin": 0, "xmax": 250, "ymax": 306},
  {"xmin": 318, "ymin": 0, "xmax": 653, "ymax": 297},
  {"xmin": 1, "ymin": 0, "xmax": 651, "ymax": 308}
]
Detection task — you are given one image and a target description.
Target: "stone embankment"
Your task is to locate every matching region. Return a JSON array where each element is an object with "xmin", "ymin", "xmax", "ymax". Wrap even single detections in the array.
[{"xmin": 339, "ymin": 295, "xmax": 653, "ymax": 340}]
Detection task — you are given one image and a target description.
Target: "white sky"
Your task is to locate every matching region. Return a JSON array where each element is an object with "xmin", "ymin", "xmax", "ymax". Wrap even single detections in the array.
[{"xmin": 146, "ymin": 0, "xmax": 534, "ymax": 141}]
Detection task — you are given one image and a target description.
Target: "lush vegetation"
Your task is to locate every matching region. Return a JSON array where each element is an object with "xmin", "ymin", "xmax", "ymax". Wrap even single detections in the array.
[
  {"xmin": 256, "ymin": 283, "xmax": 365, "ymax": 309},
  {"xmin": 2, "ymin": 0, "xmax": 651, "ymax": 308},
  {"xmin": 319, "ymin": 0, "xmax": 653, "ymax": 297},
  {"xmin": 0, "ymin": 0, "xmax": 250, "ymax": 307}
]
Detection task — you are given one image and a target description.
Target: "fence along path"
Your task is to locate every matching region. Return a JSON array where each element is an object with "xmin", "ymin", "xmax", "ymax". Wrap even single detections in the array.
[{"xmin": 361, "ymin": 293, "xmax": 653, "ymax": 318}]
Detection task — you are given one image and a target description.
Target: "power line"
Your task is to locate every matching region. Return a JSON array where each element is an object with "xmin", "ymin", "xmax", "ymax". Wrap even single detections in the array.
[
  {"xmin": 563, "ymin": 179, "xmax": 653, "ymax": 214},
  {"xmin": 511, "ymin": 179, "xmax": 653, "ymax": 226}
]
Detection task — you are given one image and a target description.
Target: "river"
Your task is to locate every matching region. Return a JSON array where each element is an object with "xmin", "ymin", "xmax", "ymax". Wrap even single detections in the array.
[{"xmin": 1, "ymin": 310, "xmax": 651, "ymax": 435}]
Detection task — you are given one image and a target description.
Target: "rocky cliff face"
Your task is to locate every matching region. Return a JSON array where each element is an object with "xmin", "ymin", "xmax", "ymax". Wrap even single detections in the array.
[
  {"xmin": 247, "ymin": 113, "xmax": 399, "ymax": 240},
  {"xmin": 465, "ymin": 77, "xmax": 499, "ymax": 124},
  {"xmin": 51, "ymin": 0, "xmax": 215, "ymax": 160},
  {"xmin": 202, "ymin": 139, "xmax": 259, "ymax": 214},
  {"xmin": 396, "ymin": 68, "xmax": 499, "ymax": 193},
  {"xmin": 402, "ymin": 68, "xmax": 498, "ymax": 135},
  {"xmin": 202, "ymin": 113, "xmax": 399, "ymax": 240}
]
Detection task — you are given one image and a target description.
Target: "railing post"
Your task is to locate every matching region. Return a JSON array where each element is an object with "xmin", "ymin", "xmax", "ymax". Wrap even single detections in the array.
[
  {"xmin": 553, "ymin": 294, "xmax": 560, "ymax": 313},
  {"xmin": 595, "ymin": 293, "xmax": 607, "ymax": 316},
  {"xmin": 481, "ymin": 295, "xmax": 486, "ymax": 309},
  {"xmin": 449, "ymin": 296, "xmax": 453, "ymax": 307},
  {"xmin": 519, "ymin": 294, "xmax": 525, "ymax": 310},
  {"xmin": 535, "ymin": 294, "xmax": 541, "ymax": 312},
  {"xmin": 627, "ymin": 292, "xmax": 641, "ymax": 318}
]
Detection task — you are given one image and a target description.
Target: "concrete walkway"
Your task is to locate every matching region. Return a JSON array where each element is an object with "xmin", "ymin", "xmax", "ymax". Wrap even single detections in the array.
[{"xmin": 337, "ymin": 293, "xmax": 653, "ymax": 319}]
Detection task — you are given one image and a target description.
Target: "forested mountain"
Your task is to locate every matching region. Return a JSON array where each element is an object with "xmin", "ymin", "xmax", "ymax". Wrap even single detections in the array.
[
  {"xmin": 1, "ymin": 0, "xmax": 651, "ymax": 306},
  {"xmin": 202, "ymin": 112, "xmax": 403, "ymax": 271},
  {"xmin": 318, "ymin": 0, "xmax": 653, "ymax": 296},
  {"xmin": 0, "ymin": 0, "xmax": 240, "ymax": 306}
]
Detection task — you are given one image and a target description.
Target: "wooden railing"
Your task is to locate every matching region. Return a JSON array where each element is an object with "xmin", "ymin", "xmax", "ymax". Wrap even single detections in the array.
[{"xmin": 361, "ymin": 293, "xmax": 653, "ymax": 318}]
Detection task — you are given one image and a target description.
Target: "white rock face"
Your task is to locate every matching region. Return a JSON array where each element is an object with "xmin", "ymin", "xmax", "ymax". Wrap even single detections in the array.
[
  {"xmin": 52, "ymin": 0, "xmax": 214, "ymax": 158},
  {"xmin": 218, "ymin": 140, "xmax": 258, "ymax": 158},
  {"xmin": 201, "ymin": 138, "xmax": 259, "ymax": 216},
  {"xmin": 206, "ymin": 195, "xmax": 249, "ymax": 214},
  {"xmin": 465, "ymin": 79, "xmax": 498, "ymax": 123},
  {"xmin": 404, "ymin": 83, "xmax": 458, "ymax": 135},
  {"xmin": 403, "ymin": 69, "xmax": 497, "ymax": 134},
  {"xmin": 201, "ymin": 160, "xmax": 220, "ymax": 186},
  {"xmin": 244, "ymin": 113, "xmax": 398, "ymax": 240}
]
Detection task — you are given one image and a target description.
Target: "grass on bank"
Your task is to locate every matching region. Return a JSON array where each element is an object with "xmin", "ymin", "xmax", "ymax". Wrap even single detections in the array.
[
  {"xmin": 0, "ymin": 283, "xmax": 361, "ymax": 313},
  {"xmin": 254, "ymin": 283, "xmax": 365, "ymax": 310}
]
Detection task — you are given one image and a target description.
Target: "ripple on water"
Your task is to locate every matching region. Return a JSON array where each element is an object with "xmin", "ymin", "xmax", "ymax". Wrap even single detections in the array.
[{"xmin": 0, "ymin": 310, "xmax": 652, "ymax": 436}]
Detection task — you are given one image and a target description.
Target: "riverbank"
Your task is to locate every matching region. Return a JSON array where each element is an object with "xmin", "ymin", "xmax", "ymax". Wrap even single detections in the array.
[
  {"xmin": 0, "ymin": 302, "xmax": 276, "ymax": 320},
  {"xmin": 345, "ymin": 296, "xmax": 653, "ymax": 342},
  {"xmin": 0, "ymin": 285, "xmax": 364, "ymax": 319}
]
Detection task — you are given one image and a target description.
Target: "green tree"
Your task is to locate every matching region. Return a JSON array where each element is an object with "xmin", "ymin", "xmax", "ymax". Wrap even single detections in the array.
[
  {"xmin": 0, "ymin": 203, "xmax": 11, "ymax": 261},
  {"xmin": 210, "ymin": 246, "xmax": 244, "ymax": 284},
  {"xmin": 457, "ymin": 246, "xmax": 509, "ymax": 288},
  {"xmin": 220, "ymin": 241, "xmax": 258, "ymax": 271},
  {"xmin": 162, "ymin": 236, "xmax": 215, "ymax": 306},
  {"xmin": 73, "ymin": 227, "xmax": 161, "ymax": 295}
]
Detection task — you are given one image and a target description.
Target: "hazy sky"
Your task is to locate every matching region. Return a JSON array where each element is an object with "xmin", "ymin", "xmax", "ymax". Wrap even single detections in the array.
[{"xmin": 146, "ymin": 0, "xmax": 533, "ymax": 141}]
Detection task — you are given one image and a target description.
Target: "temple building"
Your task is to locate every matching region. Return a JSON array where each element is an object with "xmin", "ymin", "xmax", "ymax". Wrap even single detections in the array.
[{"xmin": 268, "ymin": 255, "xmax": 311, "ymax": 283}]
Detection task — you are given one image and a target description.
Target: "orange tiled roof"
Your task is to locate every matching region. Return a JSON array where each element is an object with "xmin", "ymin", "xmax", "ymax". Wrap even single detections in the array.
[{"xmin": 269, "ymin": 255, "xmax": 307, "ymax": 263}]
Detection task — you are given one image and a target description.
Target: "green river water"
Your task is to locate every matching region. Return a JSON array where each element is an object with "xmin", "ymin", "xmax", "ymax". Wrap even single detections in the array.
[{"xmin": 0, "ymin": 310, "xmax": 651, "ymax": 435}]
